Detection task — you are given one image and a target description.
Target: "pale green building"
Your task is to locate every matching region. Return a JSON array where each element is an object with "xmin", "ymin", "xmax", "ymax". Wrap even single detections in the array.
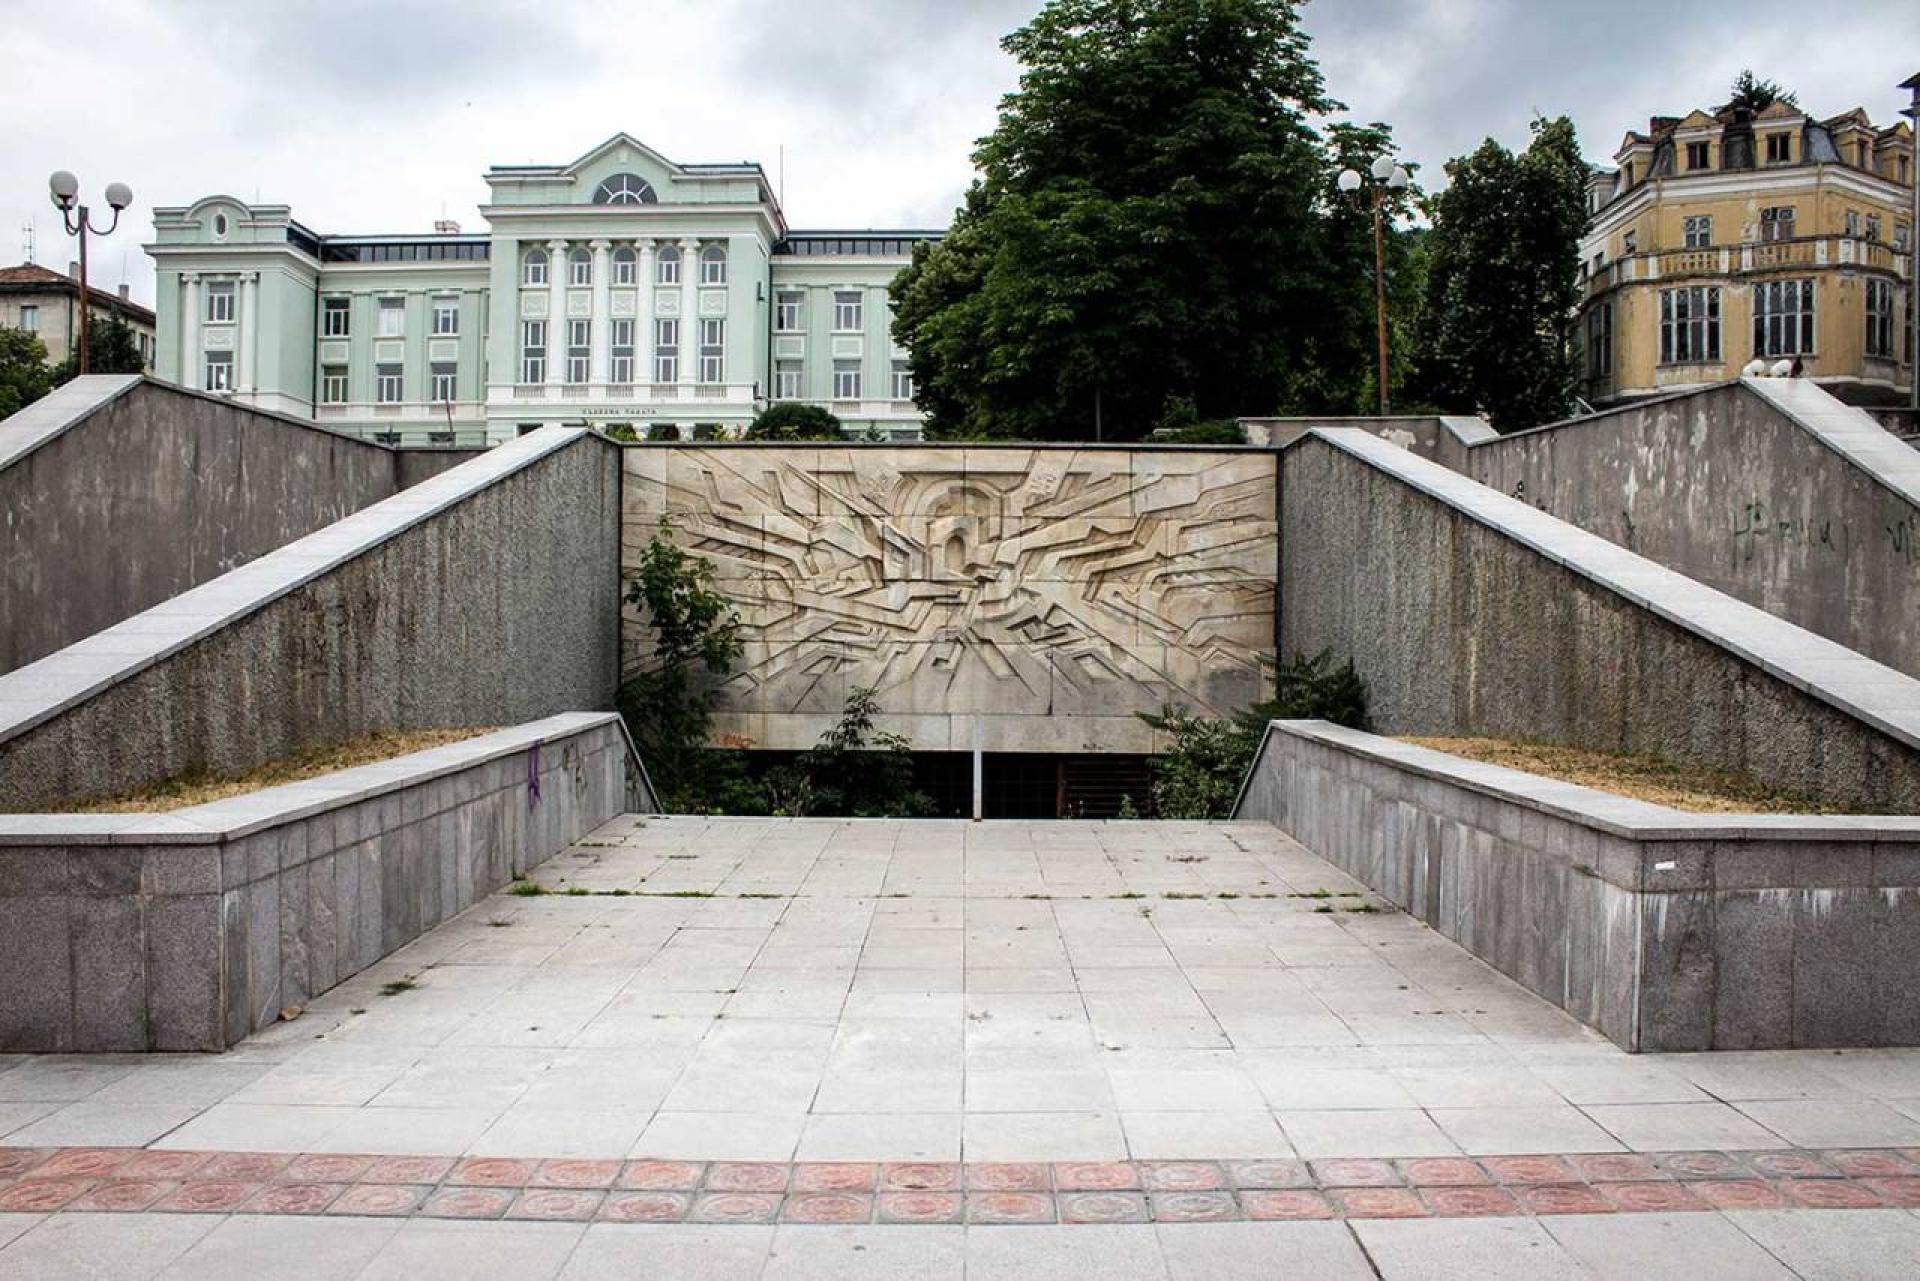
[{"xmin": 145, "ymin": 135, "xmax": 938, "ymax": 444}]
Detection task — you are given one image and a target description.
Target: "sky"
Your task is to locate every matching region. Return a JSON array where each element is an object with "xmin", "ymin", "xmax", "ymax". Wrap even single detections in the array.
[{"xmin": 2, "ymin": 0, "xmax": 1914, "ymax": 309}]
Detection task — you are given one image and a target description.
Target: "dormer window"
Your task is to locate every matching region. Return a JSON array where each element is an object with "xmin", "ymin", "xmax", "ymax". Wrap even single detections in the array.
[
  {"xmin": 1686, "ymin": 142, "xmax": 1710, "ymax": 171},
  {"xmin": 522, "ymin": 248, "xmax": 549, "ymax": 287},
  {"xmin": 1765, "ymin": 132, "xmax": 1791, "ymax": 164},
  {"xmin": 593, "ymin": 173, "xmax": 657, "ymax": 205}
]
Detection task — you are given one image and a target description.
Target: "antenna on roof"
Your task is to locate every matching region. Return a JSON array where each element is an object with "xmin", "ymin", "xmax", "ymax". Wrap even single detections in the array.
[
  {"xmin": 778, "ymin": 145, "xmax": 785, "ymax": 208},
  {"xmin": 20, "ymin": 221, "xmax": 33, "ymax": 264}
]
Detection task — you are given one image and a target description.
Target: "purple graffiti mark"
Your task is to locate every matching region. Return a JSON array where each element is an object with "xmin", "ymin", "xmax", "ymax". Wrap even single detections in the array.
[{"xmin": 528, "ymin": 740, "xmax": 543, "ymax": 807}]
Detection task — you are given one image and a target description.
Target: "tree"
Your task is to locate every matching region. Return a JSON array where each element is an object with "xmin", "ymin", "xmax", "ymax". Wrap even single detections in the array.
[
  {"xmin": 0, "ymin": 328, "xmax": 55, "ymax": 420},
  {"xmin": 51, "ymin": 312, "xmax": 145, "ymax": 383},
  {"xmin": 1411, "ymin": 116, "xmax": 1589, "ymax": 432},
  {"xmin": 746, "ymin": 402, "xmax": 843, "ymax": 441},
  {"xmin": 645, "ymin": 422, "xmax": 682, "ymax": 442},
  {"xmin": 891, "ymin": 0, "xmax": 1399, "ymax": 440},
  {"xmin": 1717, "ymin": 70, "xmax": 1797, "ymax": 116}
]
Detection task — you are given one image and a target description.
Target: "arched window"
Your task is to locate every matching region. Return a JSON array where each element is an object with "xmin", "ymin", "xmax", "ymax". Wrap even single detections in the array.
[
  {"xmin": 700, "ymin": 243, "xmax": 728, "ymax": 285},
  {"xmin": 593, "ymin": 173, "xmax": 658, "ymax": 205},
  {"xmin": 656, "ymin": 245, "xmax": 681, "ymax": 285},
  {"xmin": 612, "ymin": 245, "xmax": 637, "ymax": 286},
  {"xmin": 522, "ymin": 248, "xmax": 549, "ymax": 287},
  {"xmin": 568, "ymin": 247, "xmax": 592, "ymax": 287}
]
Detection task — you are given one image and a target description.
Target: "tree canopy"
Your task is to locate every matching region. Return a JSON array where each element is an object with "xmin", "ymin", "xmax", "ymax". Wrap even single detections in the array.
[
  {"xmin": 746, "ymin": 402, "xmax": 844, "ymax": 441},
  {"xmin": 52, "ymin": 313, "xmax": 146, "ymax": 382},
  {"xmin": 1717, "ymin": 70, "xmax": 1798, "ymax": 116},
  {"xmin": 0, "ymin": 329, "xmax": 54, "ymax": 420}
]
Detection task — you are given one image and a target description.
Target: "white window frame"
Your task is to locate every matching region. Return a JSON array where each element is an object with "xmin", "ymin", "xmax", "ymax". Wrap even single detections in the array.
[
  {"xmin": 699, "ymin": 244, "xmax": 727, "ymax": 285},
  {"xmin": 375, "ymin": 364, "xmax": 403, "ymax": 404},
  {"xmin": 376, "ymin": 297, "xmax": 405, "ymax": 339},
  {"xmin": 431, "ymin": 296, "xmax": 459, "ymax": 336},
  {"xmin": 18, "ymin": 304, "xmax": 37, "ymax": 332},
  {"xmin": 320, "ymin": 365, "xmax": 348, "ymax": 404},
  {"xmin": 698, "ymin": 318, "xmax": 725, "ymax": 383},
  {"xmin": 774, "ymin": 360, "xmax": 803, "ymax": 399},
  {"xmin": 430, "ymin": 362, "xmax": 457, "ymax": 403},
  {"xmin": 1753, "ymin": 278, "xmax": 1815, "ymax": 357},
  {"xmin": 610, "ymin": 318, "xmax": 635, "ymax": 384},
  {"xmin": 522, "ymin": 248, "xmax": 549, "ymax": 287},
  {"xmin": 832, "ymin": 358, "xmax": 862, "ymax": 400},
  {"xmin": 321, "ymin": 297, "xmax": 350, "ymax": 337},
  {"xmin": 565, "ymin": 318, "xmax": 590, "ymax": 384},
  {"xmin": 612, "ymin": 247, "xmax": 636, "ymax": 286},
  {"xmin": 656, "ymin": 246, "xmax": 681, "ymax": 286},
  {"xmin": 203, "ymin": 350, "xmax": 233, "ymax": 392},
  {"xmin": 568, "ymin": 248, "xmax": 592, "ymax": 287},
  {"xmin": 891, "ymin": 360, "xmax": 914, "ymax": 402},
  {"xmin": 653, "ymin": 318, "xmax": 679, "ymax": 383},
  {"xmin": 775, "ymin": 290, "xmax": 804, "ymax": 332},
  {"xmin": 520, "ymin": 319, "xmax": 547, "ymax": 384},
  {"xmin": 205, "ymin": 281, "xmax": 235, "ymax": 324},
  {"xmin": 833, "ymin": 291, "xmax": 863, "ymax": 332}
]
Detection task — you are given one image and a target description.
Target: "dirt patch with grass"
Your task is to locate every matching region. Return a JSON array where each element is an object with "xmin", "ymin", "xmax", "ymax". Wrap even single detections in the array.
[
  {"xmin": 66, "ymin": 728, "xmax": 497, "ymax": 814},
  {"xmin": 1401, "ymin": 737, "xmax": 1858, "ymax": 815}
]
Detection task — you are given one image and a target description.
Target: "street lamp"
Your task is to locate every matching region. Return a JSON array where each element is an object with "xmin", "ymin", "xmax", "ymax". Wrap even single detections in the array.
[
  {"xmin": 48, "ymin": 170, "xmax": 134, "ymax": 377},
  {"xmin": 1338, "ymin": 156, "xmax": 1410, "ymax": 415},
  {"xmin": 1901, "ymin": 72, "xmax": 1919, "ymax": 413}
]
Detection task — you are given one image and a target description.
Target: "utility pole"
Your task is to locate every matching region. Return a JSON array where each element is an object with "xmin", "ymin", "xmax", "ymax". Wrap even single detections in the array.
[{"xmin": 48, "ymin": 172, "xmax": 133, "ymax": 377}]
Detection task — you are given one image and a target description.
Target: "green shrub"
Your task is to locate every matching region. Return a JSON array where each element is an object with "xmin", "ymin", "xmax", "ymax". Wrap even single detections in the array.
[
  {"xmin": 747, "ymin": 402, "xmax": 844, "ymax": 441},
  {"xmin": 794, "ymin": 686, "xmax": 933, "ymax": 817},
  {"xmin": 602, "ymin": 423, "xmax": 641, "ymax": 443},
  {"xmin": 646, "ymin": 422, "xmax": 683, "ymax": 442},
  {"xmin": 691, "ymin": 423, "xmax": 722, "ymax": 441}
]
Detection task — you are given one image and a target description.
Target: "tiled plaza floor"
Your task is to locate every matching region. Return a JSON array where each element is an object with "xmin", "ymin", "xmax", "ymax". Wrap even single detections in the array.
[{"xmin": 6, "ymin": 817, "xmax": 1920, "ymax": 1276}]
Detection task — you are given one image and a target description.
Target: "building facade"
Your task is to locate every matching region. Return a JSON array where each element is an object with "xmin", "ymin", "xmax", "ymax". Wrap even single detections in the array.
[
  {"xmin": 0, "ymin": 263, "xmax": 156, "ymax": 371},
  {"xmin": 1579, "ymin": 99, "xmax": 1914, "ymax": 407},
  {"xmin": 145, "ymin": 135, "xmax": 938, "ymax": 444}
]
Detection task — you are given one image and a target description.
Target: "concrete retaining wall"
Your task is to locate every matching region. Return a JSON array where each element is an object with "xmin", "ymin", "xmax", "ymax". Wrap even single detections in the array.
[
  {"xmin": 1235, "ymin": 721, "xmax": 1920, "ymax": 1051},
  {"xmin": 0, "ymin": 426, "xmax": 622, "ymax": 812},
  {"xmin": 0, "ymin": 714, "xmax": 636, "ymax": 1052},
  {"xmin": 1280, "ymin": 429, "xmax": 1920, "ymax": 814}
]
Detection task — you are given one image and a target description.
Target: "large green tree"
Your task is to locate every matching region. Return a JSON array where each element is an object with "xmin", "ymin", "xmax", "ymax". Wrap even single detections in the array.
[
  {"xmin": 1412, "ymin": 116, "xmax": 1589, "ymax": 432},
  {"xmin": 52, "ymin": 312, "xmax": 146, "ymax": 383},
  {"xmin": 0, "ymin": 328, "xmax": 55, "ymax": 420},
  {"xmin": 891, "ymin": 0, "xmax": 1399, "ymax": 439}
]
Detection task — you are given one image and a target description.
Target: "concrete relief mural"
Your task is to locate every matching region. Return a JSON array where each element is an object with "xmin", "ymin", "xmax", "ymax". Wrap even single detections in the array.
[{"xmin": 621, "ymin": 446, "xmax": 1278, "ymax": 751}]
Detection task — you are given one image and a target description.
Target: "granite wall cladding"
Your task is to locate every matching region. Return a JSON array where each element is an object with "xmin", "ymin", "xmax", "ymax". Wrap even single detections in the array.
[
  {"xmin": 0, "ymin": 715, "xmax": 632, "ymax": 1053},
  {"xmin": 1236, "ymin": 721, "xmax": 1920, "ymax": 1052},
  {"xmin": 620, "ymin": 445, "xmax": 1279, "ymax": 752}
]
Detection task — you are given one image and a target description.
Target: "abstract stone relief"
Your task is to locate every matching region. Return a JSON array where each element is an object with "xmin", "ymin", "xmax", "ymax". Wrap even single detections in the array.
[{"xmin": 621, "ymin": 446, "xmax": 1277, "ymax": 751}]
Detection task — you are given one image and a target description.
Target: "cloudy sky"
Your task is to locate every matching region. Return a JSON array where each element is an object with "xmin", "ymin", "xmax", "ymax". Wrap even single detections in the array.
[{"xmin": 3, "ymin": 0, "xmax": 1913, "ymax": 308}]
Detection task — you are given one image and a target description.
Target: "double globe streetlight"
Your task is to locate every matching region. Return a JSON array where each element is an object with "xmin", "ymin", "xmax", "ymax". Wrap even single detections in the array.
[
  {"xmin": 1338, "ymin": 156, "xmax": 1409, "ymax": 416},
  {"xmin": 48, "ymin": 170, "xmax": 134, "ymax": 377}
]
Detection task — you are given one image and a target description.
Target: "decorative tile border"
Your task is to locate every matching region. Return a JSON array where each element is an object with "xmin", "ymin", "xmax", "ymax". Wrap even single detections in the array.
[{"xmin": 3, "ymin": 1147, "xmax": 1919, "ymax": 1224}]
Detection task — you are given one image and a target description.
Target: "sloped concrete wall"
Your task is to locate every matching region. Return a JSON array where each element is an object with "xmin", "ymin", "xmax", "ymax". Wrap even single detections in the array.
[{"xmin": 0, "ymin": 428, "xmax": 622, "ymax": 812}]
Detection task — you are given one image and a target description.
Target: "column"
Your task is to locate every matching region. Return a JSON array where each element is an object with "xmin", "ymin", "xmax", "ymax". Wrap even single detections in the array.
[
  {"xmin": 678, "ymin": 238, "xmax": 698, "ymax": 387},
  {"xmin": 545, "ymin": 238, "xmax": 567, "ymax": 386},
  {"xmin": 589, "ymin": 239, "xmax": 611, "ymax": 385},
  {"xmin": 237, "ymin": 272, "xmax": 258, "ymax": 393},
  {"xmin": 638, "ymin": 240, "xmax": 656, "ymax": 384},
  {"xmin": 180, "ymin": 273, "xmax": 201, "ymax": 386}
]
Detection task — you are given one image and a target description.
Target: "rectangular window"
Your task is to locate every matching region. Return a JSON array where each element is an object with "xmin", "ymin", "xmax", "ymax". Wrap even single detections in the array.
[
  {"xmin": 1622, "ymin": 230, "xmax": 1637, "ymax": 254},
  {"xmin": 204, "ymin": 350, "xmax": 233, "ymax": 392},
  {"xmin": 566, "ymin": 319, "xmax": 590, "ymax": 384},
  {"xmin": 610, "ymin": 318, "xmax": 635, "ymax": 384},
  {"xmin": 569, "ymin": 253, "xmax": 591, "ymax": 287},
  {"xmin": 891, "ymin": 360, "xmax": 914, "ymax": 402},
  {"xmin": 1845, "ymin": 209, "xmax": 1862, "ymax": 238},
  {"xmin": 698, "ymin": 318, "xmax": 724, "ymax": 383},
  {"xmin": 613, "ymin": 251, "xmax": 636, "ymax": 286},
  {"xmin": 775, "ymin": 290, "xmax": 804, "ymax": 332},
  {"xmin": 1686, "ymin": 141, "xmax": 1710, "ymax": 171},
  {"xmin": 1587, "ymin": 302, "xmax": 1613, "ymax": 377},
  {"xmin": 832, "ymin": 358, "xmax": 862, "ymax": 400},
  {"xmin": 375, "ymin": 364, "xmax": 403, "ymax": 403},
  {"xmin": 1683, "ymin": 215, "xmax": 1712, "ymax": 249},
  {"xmin": 1765, "ymin": 132, "xmax": 1791, "ymax": 164},
  {"xmin": 321, "ymin": 297, "xmax": 350, "ymax": 337},
  {"xmin": 653, "ymin": 318, "xmax": 679, "ymax": 382},
  {"xmin": 18, "ymin": 305, "xmax": 36, "ymax": 332},
  {"xmin": 1759, "ymin": 206, "xmax": 1795, "ymax": 242},
  {"xmin": 205, "ymin": 281, "xmax": 235, "ymax": 324},
  {"xmin": 1659, "ymin": 285, "xmax": 1721, "ymax": 364},
  {"xmin": 430, "ymin": 362, "xmax": 457, "ymax": 402},
  {"xmin": 1866, "ymin": 215, "xmax": 1882, "ymax": 243},
  {"xmin": 833, "ymin": 290, "xmax": 863, "ymax": 331},
  {"xmin": 1866, "ymin": 279, "xmax": 1895, "ymax": 358},
  {"xmin": 431, "ymin": 297, "xmax": 459, "ymax": 336},
  {"xmin": 1898, "ymin": 223, "xmax": 1913, "ymax": 253},
  {"xmin": 520, "ymin": 319, "xmax": 547, "ymax": 384},
  {"xmin": 774, "ymin": 359, "xmax": 802, "ymax": 399},
  {"xmin": 1753, "ymin": 278, "xmax": 1815, "ymax": 357},
  {"xmin": 377, "ymin": 297, "xmax": 404, "ymax": 338},
  {"xmin": 320, "ymin": 365, "xmax": 348, "ymax": 404},
  {"xmin": 657, "ymin": 251, "xmax": 680, "ymax": 286}
]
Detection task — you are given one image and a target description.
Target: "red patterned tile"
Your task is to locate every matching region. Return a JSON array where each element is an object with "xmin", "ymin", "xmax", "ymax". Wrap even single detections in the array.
[
  {"xmin": 1823, "ymin": 1150, "xmax": 1916, "ymax": 1178},
  {"xmin": 966, "ymin": 1163, "xmax": 1050, "ymax": 1192},
  {"xmin": 69, "ymin": 1180, "xmax": 176, "ymax": 1212},
  {"xmin": 283, "ymin": 1154, "xmax": 373, "ymax": 1184},
  {"xmin": 1655, "ymin": 1152, "xmax": 1748, "ymax": 1179},
  {"xmin": 1053, "ymin": 1161, "xmax": 1140, "ymax": 1191},
  {"xmin": 1311, "ymin": 1158, "xmax": 1400, "ymax": 1188},
  {"xmin": 1330, "ymin": 1188, "xmax": 1427, "ymax": 1219},
  {"xmin": 1149, "ymin": 1191, "xmax": 1238, "ymax": 1223},
  {"xmin": 781, "ymin": 1192, "xmax": 873, "ymax": 1224},
  {"xmin": 421, "ymin": 1187, "xmax": 514, "ymax": 1219},
  {"xmin": 1420, "ymin": 1186, "xmax": 1520, "ymax": 1217},
  {"xmin": 327, "ymin": 1184, "xmax": 429, "ymax": 1217},
  {"xmin": 1781, "ymin": 1178, "xmax": 1884, "ymax": 1209},
  {"xmin": 0, "ymin": 1178, "xmax": 94, "ymax": 1212},
  {"xmin": 1744, "ymin": 1151, "xmax": 1837, "ymax": 1179},
  {"xmin": 36, "ymin": 1149, "xmax": 134, "ymax": 1180},
  {"xmin": 506, "ymin": 1189, "xmax": 605, "ymax": 1221},
  {"xmin": 1228, "ymin": 1159, "xmax": 1312, "ymax": 1189},
  {"xmin": 1241, "ymin": 1189, "xmax": 1336, "ymax": 1220},
  {"xmin": 1140, "ymin": 1161, "xmax": 1227, "ymax": 1192},
  {"xmin": 1484, "ymin": 1155, "xmax": 1580, "ymax": 1185},
  {"xmin": 881, "ymin": 1163, "xmax": 960, "ymax": 1192},
  {"xmin": 530, "ymin": 1159, "xmax": 623, "ymax": 1190},
  {"xmin": 690, "ymin": 1192, "xmax": 780, "ymax": 1224},
  {"xmin": 1060, "ymin": 1191, "xmax": 1150, "ymax": 1223},
  {"xmin": 876, "ymin": 1191, "xmax": 963, "ymax": 1224},
  {"xmin": 449, "ymin": 1157, "xmax": 536, "ymax": 1188},
  {"xmin": 120, "ymin": 1150, "xmax": 212, "ymax": 1181},
  {"xmin": 704, "ymin": 1162, "xmax": 789, "ymax": 1193},
  {"xmin": 1572, "ymin": 1153, "xmax": 1666, "ymax": 1183},
  {"xmin": 1597, "ymin": 1181, "xmax": 1710, "ymax": 1213},
  {"xmin": 155, "ymin": 1180, "xmax": 259, "ymax": 1213},
  {"xmin": 599, "ymin": 1191, "xmax": 692, "ymax": 1223},
  {"xmin": 966, "ymin": 1191, "xmax": 1056, "ymax": 1224},
  {"xmin": 197, "ymin": 1153, "xmax": 291, "ymax": 1182},
  {"xmin": 1864, "ymin": 1177, "xmax": 1920, "ymax": 1207},
  {"xmin": 242, "ymin": 1182, "xmax": 344, "ymax": 1215},
  {"xmin": 793, "ymin": 1163, "xmax": 876, "ymax": 1193},
  {"xmin": 1687, "ymin": 1179, "xmax": 1786, "ymax": 1210},
  {"xmin": 360, "ymin": 1155, "xmax": 455, "ymax": 1185},
  {"xmin": 1512, "ymin": 1183, "xmax": 1615, "ymax": 1215},
  {"xmin": 0, "ymin": 1149, "xmax": 51, "ymax": 1180},
  {"xmin": 618, "ymin": 1160, "xmax": 704, "ymax": 1191},
  {"xmin": 1400, "ymin": 1158, "xmax": 1489, "ymax": 1188}
]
